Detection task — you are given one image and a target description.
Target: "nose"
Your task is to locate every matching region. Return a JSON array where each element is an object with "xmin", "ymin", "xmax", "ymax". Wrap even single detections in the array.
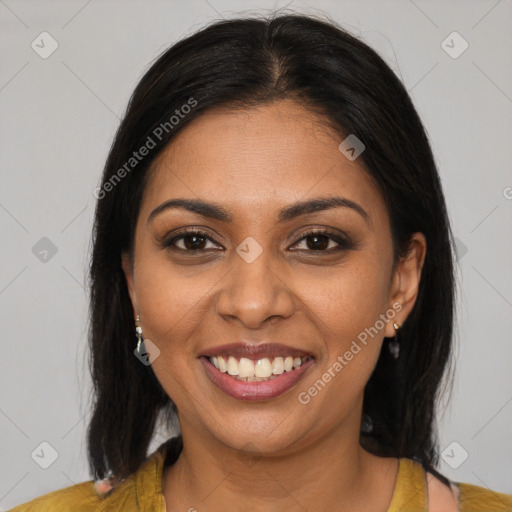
[{"xmin": 215, "ymin": 248, "xmax": 296, "ymax": 329}]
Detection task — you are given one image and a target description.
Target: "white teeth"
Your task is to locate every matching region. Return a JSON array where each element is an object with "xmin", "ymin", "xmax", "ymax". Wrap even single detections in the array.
[
  {"xmin": 227, "ymin": 356, "xmax": 239, "ymax": 376},
  {"xmin": 238, "ymin": 357, "xmax": 255, "ymax": 378},
  {"xmin": 209, "ymin": 354, "xmax": 311, "ymax": 381},
  {"xmin": 254, "ymin": 358, "xmax": 272, "ymax": 378},
  {"xmin": 272, "ymin": 357, "xmax": 284, "ymax": 375}
]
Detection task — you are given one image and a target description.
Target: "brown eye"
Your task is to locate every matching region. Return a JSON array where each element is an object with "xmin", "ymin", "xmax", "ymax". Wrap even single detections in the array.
[
  {"xmin": 160, "ymin": 228, "xmax": 355, "ymax": 255},
  {"xmin": 179, "ymin": 233, "xmax": 208, "ymax": 250},
  {"xmin": 160, "ymin": 229, "xmax": 222, "ymax": 252},
  {"xmin": 290, "ymin": 230, "xmax": 353, "ymax": 252}
]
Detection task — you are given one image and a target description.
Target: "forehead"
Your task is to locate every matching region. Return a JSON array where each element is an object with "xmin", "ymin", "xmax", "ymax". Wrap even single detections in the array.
[{"xmin": 142, "ymin": 100, "xmax": 385, "ymax": 224}]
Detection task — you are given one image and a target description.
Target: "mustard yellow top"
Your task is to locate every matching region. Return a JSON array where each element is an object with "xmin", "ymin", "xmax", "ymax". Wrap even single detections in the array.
[{"xmin": 10, "ymin": 439, "xmax": 512, "ymax": 511}]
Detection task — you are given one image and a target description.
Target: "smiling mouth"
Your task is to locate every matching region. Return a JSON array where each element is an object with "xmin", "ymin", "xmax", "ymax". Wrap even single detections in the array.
[{"xmin": 205, "ymin": 355, "xmax": 314, "ymax": 382}]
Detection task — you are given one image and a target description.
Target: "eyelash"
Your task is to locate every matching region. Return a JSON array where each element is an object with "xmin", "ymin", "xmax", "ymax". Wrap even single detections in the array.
[{"xmin": 159, "ymin": 228, "xmax": 355, "ymax": 254}]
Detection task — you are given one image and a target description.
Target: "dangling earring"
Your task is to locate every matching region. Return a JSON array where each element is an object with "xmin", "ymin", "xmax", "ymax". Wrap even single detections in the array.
[
  {"xmin": 135, "ymin": 315, "xmax": 144, "ymax": 355},
  {"xmin": 388, "ymin": 322, "xmax": 400, "ymax": 359},
  {"xmin": 361, "ymin": 413, "xmax": 373, "ymax": 433}
]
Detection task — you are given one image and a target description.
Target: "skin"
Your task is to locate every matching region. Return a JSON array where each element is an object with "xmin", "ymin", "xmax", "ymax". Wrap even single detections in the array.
[{"xmin": 122, "ymin": 98, "xmax": 427, "ymax": 512}]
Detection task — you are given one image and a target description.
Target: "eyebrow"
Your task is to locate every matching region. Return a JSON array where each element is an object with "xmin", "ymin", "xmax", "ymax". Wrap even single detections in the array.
[{"xmin": 147, "ymin": 196, "xmax": 371, "ymax": 227}]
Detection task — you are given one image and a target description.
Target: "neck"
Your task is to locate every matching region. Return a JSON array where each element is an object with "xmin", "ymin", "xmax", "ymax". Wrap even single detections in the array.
[{"xmin": 162, "ymin": 417, "xmax": 398, "ymax": 512}]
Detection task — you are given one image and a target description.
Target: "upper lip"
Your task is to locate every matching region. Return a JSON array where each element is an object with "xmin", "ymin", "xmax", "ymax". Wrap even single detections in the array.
[{"xmin": 199, "ymin": 342, "xmax": 313, "ymax": 360}]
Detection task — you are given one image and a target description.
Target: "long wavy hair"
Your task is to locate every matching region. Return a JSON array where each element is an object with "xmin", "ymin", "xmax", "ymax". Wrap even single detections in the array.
[{"xmin": 87, "ymin": 11, "xmax": 456, "ymax": 485}]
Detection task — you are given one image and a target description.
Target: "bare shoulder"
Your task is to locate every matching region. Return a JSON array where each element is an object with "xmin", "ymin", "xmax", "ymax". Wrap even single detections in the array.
[
  {"xmin": 426, "ymin": 471, "xmax": 460, "ymax": 511},
  {"xmin": 426, "ymin": 470, "xmax": 512, "ymax": 512}
]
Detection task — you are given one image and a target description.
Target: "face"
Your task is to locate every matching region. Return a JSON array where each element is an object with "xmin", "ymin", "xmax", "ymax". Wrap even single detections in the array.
[{"xmin": 122, "ymin": 99, "xmax": 425, "ymax": 455}]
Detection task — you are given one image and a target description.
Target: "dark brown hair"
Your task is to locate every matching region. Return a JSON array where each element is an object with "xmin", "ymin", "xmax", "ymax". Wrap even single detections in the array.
[{"xmin": 87, "ymin": 12, "xmax": 456, "ymax": 485}]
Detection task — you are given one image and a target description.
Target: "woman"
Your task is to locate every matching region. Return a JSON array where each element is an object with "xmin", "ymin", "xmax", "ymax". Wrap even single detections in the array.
[{"xmin": 12, "ymin": 12, "xmax": 512, "ymax": 512}]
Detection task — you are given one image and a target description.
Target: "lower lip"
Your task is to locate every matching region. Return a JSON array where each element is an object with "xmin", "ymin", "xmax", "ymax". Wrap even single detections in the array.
[{"xmin": 199, "ymin": 356, "xmax": 314, "ymax": 401}]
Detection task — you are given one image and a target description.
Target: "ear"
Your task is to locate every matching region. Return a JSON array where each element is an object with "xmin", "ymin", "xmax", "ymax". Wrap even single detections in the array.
[
  {"xmin": 121, "ymin": 251, "xmax": 138, "ymax": 319},
  {"xmin": 384, "ymin": 232, "xmax": 427, "ymax": 338}
]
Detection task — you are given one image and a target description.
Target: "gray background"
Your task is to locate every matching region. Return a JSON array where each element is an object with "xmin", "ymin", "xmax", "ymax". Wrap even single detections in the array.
[{"xmin": 1, "ymin": 0, "xmax": 511, "ymax": 508}]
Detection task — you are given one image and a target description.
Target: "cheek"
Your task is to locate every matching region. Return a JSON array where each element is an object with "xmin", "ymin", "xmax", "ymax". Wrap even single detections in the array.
[
  {"xmin": 307, "ymin": 257, "xmax": 389, "ymax": 335},
  {"xmin": 132, "ymin": 248, "xmax": 199, "ymax": 345},
  {"xmin": 133, "ymin": 253, "xmax": 210, "ymax": 408},
  {"xmin": 304, "ymin": 257, "xmax": 389, "ymax": 379}
]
